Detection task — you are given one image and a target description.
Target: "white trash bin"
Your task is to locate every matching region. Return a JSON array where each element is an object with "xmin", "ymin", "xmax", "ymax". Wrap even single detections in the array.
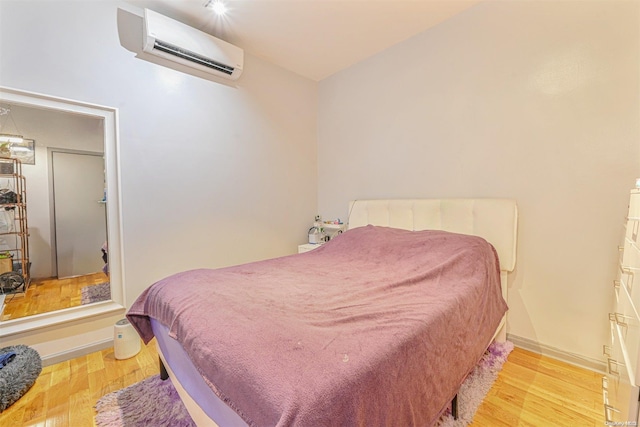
[{"xmin": 114, "ymin": 318, "xmax": 141, "ymax": 360}]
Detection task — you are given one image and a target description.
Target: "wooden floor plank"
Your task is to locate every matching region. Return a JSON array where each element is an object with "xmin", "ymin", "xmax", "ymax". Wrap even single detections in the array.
[
  {"xmin": 472, "ymin": 347, "xmax": 605, "ymax": 426},
  {"xmin": 69, "ymin": 388, "xmax": 93, "ymax": 427}
]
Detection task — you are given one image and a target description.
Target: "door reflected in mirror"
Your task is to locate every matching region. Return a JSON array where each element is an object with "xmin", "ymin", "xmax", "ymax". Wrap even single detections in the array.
[{"xmin": 0, "ymin": 100, "xmax": 111, "ymax": 321}]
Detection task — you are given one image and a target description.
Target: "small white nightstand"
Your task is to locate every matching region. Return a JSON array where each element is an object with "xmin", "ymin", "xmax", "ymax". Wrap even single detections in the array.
[{"xmin": 298, "ymin": 243, "xmax": 323, "ymax": 253}]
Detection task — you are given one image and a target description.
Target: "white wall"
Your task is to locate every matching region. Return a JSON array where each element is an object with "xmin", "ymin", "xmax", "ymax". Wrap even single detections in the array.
[
  {"xmin": 318, "ymin": 0, "xmax": 640, "ymax": 365},
  {"xmin": 0, "ymin": 1, "xmax": 317, "ymax": 358}
]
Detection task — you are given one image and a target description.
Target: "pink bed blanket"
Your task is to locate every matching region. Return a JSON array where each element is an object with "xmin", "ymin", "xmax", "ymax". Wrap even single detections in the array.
[{"xmin": 127, "ymin": 225, "xmax": 507, "ymax": 427}]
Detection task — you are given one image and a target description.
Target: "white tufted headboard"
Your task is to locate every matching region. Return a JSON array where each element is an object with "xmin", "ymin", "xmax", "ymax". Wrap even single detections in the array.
[
  {"xmin": 348, "ymin": 199, "xmax": 518, "ymax": 272},
  {"xmin": 347, "ymin": 199, "xmax": 517, "ymax": 342}
]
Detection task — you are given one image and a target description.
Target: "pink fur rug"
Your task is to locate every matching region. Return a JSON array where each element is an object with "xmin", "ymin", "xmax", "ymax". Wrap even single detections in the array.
[{"xmin": 438, "ymin": 340, "xmax": 514, "ymax": 426}]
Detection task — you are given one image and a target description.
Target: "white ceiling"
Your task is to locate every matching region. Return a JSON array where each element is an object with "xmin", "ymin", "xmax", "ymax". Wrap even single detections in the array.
[{"xmin": 124, "ymin": 0, "xmax": 481, "ymax": 81}]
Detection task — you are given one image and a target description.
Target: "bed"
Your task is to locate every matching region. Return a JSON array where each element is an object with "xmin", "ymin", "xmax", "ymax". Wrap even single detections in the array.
[{"xmin": 127, "ymin": 198, "xmax": 518, "ymax": 427}]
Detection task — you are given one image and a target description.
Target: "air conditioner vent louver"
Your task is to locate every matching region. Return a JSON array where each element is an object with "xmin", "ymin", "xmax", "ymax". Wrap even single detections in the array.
[
  {"xmin": 142, "ymin": 9, "xmax": 243, "ymax": 81},
  {"xmin": 153, "ymin": 40, "xmax": 234, "ymax": 75}
]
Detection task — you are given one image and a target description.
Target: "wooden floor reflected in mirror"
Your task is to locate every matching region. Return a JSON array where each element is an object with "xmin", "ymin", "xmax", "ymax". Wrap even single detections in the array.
[{"xmin": 1, "ymin": 272, "xmax": 109, "ymax": 321}]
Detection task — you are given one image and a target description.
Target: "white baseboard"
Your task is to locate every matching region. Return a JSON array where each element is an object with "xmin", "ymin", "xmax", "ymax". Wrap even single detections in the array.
[
  {"xmin": 41, "ymin": 338, "xmax": 114, "ymax": 367},
  {"xmin": 507, "ymin": 333, "xmax": 606, "ymax": 374}
]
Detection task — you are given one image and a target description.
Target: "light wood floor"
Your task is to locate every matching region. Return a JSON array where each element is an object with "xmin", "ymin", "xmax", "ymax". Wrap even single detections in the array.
[
  {"xmin": 0, "ymin": 343, "xmax": 605, "ymax": 426},
  {"xmin": 472, "ymin": 348, "xmax": 605, "ymax": 426},
  {"xmin": 1, "ymin": 272, "xmax": 108, "ymax": 321}
]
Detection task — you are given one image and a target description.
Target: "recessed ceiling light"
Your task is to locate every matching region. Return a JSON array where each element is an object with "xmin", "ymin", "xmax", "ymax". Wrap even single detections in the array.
[{"xmin": 204, "ymin": 0, "xmax": 227, "ymax": 16}]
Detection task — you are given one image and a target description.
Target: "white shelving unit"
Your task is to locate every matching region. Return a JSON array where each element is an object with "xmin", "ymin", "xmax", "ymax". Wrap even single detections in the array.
[
  {"xmin": 0, "ymin": 157, "xmax": 30, "ymax": 293},
  {"xmin": 604, "ymin": 188, "xmax": 640, "ymax": 424}
]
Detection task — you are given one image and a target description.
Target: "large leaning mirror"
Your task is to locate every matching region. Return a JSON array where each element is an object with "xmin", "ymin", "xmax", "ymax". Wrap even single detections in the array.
[{"xmin": 0, "ymin": 86, "xmax": 124, "ymax": 337}]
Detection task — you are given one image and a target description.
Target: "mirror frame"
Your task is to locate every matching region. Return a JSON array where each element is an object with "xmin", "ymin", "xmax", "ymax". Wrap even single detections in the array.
[{"xmin": 0, "ymin": 86, "xmax": 125, "ymax": 337}]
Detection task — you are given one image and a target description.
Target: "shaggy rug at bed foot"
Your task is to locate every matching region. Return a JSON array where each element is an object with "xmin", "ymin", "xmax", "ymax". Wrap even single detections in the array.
[
  {"xmin": 95, "ymin": 341, "xmax": 514, "ymax": 427},
  {"xmin": 0, "ymin": 344, "xmax": 42, "ymax": 412},
  {"xmin": 95, "ymin": 374, "xmax": 195, "ymax": 427},
  {"xmin": 437, "ymin": 340, "xmax": 514, "ymax": 426}
]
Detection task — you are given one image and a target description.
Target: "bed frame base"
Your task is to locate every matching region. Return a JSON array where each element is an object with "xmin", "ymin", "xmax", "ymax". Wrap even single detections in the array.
[
  {"xmin": 160, "ymin": 356, "xmax": 169, "ymax": 381},
  {"xmin": 452, "ymin": 394, "xmax": 459, "ymax": 420},
  {"xmin": 158, "ymin": 355, "xmax": 460, "ymax": 421}
]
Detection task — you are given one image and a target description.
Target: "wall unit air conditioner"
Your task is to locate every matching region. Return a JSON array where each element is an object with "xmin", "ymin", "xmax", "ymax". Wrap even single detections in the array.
[{"xmin": 142, "ymin": 8, "xmax": 243, "ymax": 80}]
